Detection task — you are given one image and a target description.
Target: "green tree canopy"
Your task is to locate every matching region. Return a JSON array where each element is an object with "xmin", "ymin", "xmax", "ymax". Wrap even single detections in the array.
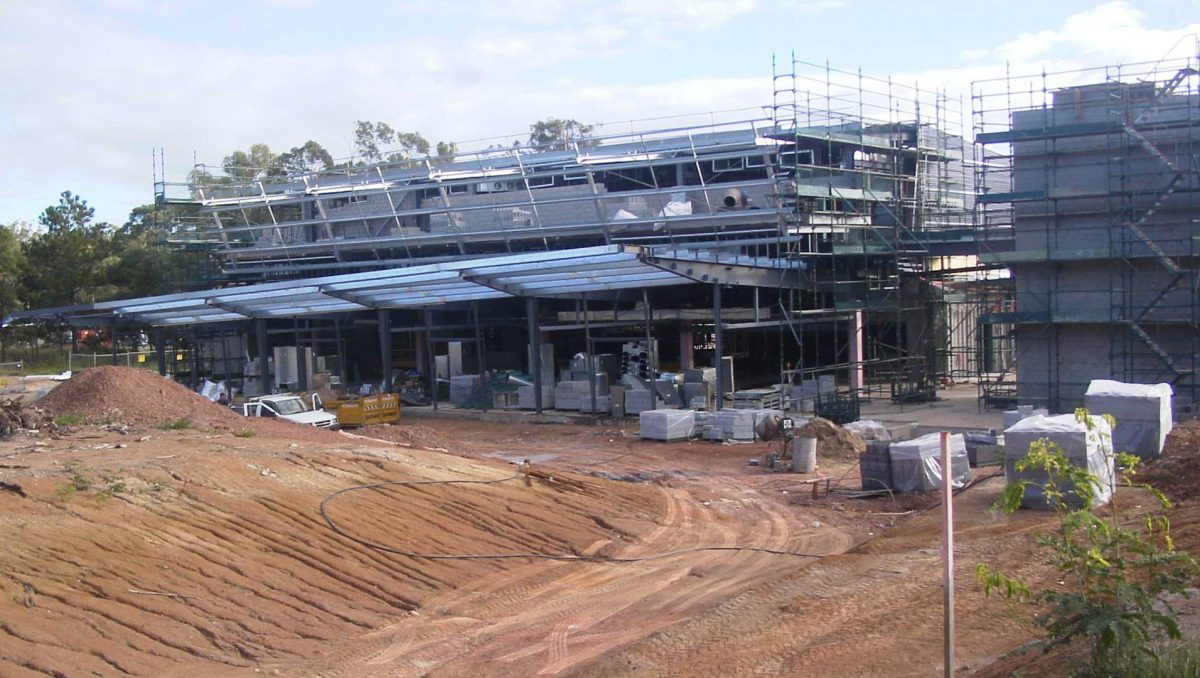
[
  {"xmin": 22, "ymin": 192, "xmax": 115, "ymax": 307},
  {"xmin": 528, "ymin": 118, "xmax": 595, "ymax": 151}
]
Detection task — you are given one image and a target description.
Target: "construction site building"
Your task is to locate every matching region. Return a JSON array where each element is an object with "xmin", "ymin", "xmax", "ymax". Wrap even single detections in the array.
[{"xmin": 974, "ymin": 57, "xmax": 1200, "ymax": 413}]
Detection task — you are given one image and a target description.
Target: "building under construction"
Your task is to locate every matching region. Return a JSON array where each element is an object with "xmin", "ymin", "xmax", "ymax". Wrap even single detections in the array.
[
  {"xmin": 974, "ymin": 56, "xmax": 1200, "ymax": 414},
  {"xmin": 11, "ymin": 59, "xmax": 988, "ymax": 413}
]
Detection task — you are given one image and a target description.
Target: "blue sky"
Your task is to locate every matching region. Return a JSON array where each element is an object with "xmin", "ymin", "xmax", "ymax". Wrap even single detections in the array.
[{"xmin": 1, "ymin": 0, "xmax": 1198, "ymax": 225}]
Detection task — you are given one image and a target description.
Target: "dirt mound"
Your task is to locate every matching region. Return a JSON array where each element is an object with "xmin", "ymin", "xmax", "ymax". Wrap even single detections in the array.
[
  {"xmin": 0, "ymin": 399, "xmax": 53, "ymax": 437},
  {"xmin": 795, "ymin": 416, "xmax": 866, "ymax": 459},
  {"xmin": 38, "ymin": 366, "xmax": 245, "ymax": 428},
  {"xmin": 1144, "ymin": 419, "xmax": 1200, "ymax": 502},
  {"xmin": 355, "ymin": 423, "xmax": 450, "ymax": 450},
  {"xmin": 35, "ymin": 366, "xmax": 342, "ymax": 442}
]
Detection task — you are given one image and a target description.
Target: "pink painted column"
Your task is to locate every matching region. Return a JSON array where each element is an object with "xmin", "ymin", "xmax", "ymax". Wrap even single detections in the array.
[{"xmin": 849, "ymin": 310, "xmax": 865, "ymax": 393}]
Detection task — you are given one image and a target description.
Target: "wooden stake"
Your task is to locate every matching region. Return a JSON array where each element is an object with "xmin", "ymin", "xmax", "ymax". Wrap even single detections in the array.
[{"xmin": 941, "ymin": 430, "xmax": 955, "ymax": 677}]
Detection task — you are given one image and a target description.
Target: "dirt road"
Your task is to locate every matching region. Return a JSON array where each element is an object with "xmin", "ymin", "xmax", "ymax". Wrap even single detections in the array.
[{"xmin": 0, "ymin": 401, "xmax": 1115, "ymax": 677}]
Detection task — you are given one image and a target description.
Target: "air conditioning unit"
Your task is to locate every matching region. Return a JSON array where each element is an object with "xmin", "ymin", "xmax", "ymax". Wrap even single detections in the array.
[{"xmin": 476, "ymin": 181, "xmax": 509, "ymax": 194}]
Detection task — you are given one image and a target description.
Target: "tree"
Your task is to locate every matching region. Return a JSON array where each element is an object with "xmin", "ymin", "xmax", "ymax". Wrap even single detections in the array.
[
  {"xmin": 278, "ymin": 140, "xmax": 335, "ymax": 175},
  {"xmin": 0, "ymin": 222, "xmax": 28, "ymax": 361},
  {"xmin": 353, "ymin": 121, "xmax": 450, "ymax": 166},
  {"xmin": 222, "ymin": 143, "xmax": 277, "ymax": 180},
  {"xmin": 528, "ymin": 118, "xmax": 595, "ymax": 151},
  {"xmin": 22, "ymin": 192, "xmax": 116, "ymax": 309}
]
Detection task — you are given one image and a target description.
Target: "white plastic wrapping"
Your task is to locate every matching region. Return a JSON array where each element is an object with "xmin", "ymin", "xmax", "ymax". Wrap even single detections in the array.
[
  {"xmin": 1084, "ymin": 379, "xmax": 1172, "ymax": 459},
  {"xmin": 888, "ymin": 432, "xmax": 971, "ymax": 493},
  {"xmin": 639, "ymin": 409, "xmax": 696, "ymax": 441},
  {"xmin": 845, "ymin": 419, "xmax": 891, "ymax": 442},
  {"xmin": 1004, "ymin": 413, "xmax": 1115, "ymax": 509}
]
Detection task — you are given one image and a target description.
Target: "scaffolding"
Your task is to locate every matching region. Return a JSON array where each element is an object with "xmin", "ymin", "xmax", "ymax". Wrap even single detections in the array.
[
  {"xmin": 770, "ymin": 56, "xmax": 980, "ymax": 401},
  {"xmin": 155, "ymin": 116, "xmax": 792, "ymax": 281},
  {"xmin": 973, "ymin": 55, "xmax": 1200, "ymax": 411}
]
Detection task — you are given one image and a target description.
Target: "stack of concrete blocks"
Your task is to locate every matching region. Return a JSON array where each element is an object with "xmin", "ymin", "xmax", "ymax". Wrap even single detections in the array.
[
  {"xmin": 625, "ymin": 389, "xmax": 662, "ymax": 415},
  {"xmin": 553, "ymin": 381, "xmax": 589, "ymax": 411},
  {"xmin": 1084, "ymin": 379, "xmax": 1173, "ymax": 459},
  {"xmin": 702, "ymin": 408, "xmax": 782, "ymax": 442},
  {"xmin": 1004, "ymin": 413, "xmax": 1115, "ymax": 509},
  {"xmin": 449, "ymin": 374, "xmax": 481, "ymax": 407},
  {"xmin": 639, "ymin": 409, "xmax": 696, "ymax": 442},
  {"xmin": 1003, "ymin": 406, "xmax": 1049, "ymax": 429},
  {"xmin": 818, "ymin": 375, "xmax": 837, "ymax": 396},
  {"xmin": 517, "ymin": 385, "xmax": 555, "ymax": 409}
]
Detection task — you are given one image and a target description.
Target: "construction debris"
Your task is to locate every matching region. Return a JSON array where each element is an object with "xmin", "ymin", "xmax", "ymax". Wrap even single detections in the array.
[
  {"xmin": 0, "ymin": 399, "xmax": 53, "ymax": 438},
  {"xmin": 794, "ymin": 417, "xmax": 866, "ymax": 459}
]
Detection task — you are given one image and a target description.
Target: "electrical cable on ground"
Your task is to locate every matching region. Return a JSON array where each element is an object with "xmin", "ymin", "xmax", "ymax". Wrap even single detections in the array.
[{"xmin": 320, "ymin": 472, "xmax": 827, "ymax": 562}]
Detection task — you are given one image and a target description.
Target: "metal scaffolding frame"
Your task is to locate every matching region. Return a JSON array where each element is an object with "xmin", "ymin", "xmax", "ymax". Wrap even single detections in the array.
[
  {"xmin": 770, "ymin": 55, "xmax": 980, "ymax": 402},
  {"xmin": 973, "ymin": 55, "xmax": 1200, "ymax": 410}
]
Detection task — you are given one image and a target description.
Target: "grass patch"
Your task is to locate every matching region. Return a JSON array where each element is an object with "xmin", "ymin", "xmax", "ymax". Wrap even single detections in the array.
[
  {"xmin": 158, "ymin": 417, "xmax": 193, "ymax": 430},
  {"xmin": 52, "ymin": 413, "xmax": 83, "ymax": 427},
  {"xmin": 233, "ymin": 429, "xmax": 256, "ymax": 438},
  {"xmin": 55, "ymin": 461, "xmax": 92, "ymax": 499}
]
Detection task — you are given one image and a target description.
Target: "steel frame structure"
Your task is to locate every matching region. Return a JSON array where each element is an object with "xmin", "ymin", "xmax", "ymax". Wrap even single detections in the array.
[{"xmin": 973, "ymin": 55, "xmax": 1200, "ymax": 411}]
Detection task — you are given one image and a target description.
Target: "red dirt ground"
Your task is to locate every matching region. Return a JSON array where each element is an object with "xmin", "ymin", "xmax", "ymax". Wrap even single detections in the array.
[{"xmin": 2, "ymin": 371, "xmax": 1199, "ymax": 676}]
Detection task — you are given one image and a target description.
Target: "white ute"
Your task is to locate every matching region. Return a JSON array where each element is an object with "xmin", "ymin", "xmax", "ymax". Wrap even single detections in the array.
[{"xmin": 242, "ymin": 394, "xmax": 339, "ymax": 428}]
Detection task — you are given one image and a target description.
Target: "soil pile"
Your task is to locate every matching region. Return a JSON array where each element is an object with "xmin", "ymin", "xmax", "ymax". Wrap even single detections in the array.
[
  {"xmin": 0, "ymin": 399, "xmax": 53, "ymax": 437},
  {"xmin": 1144, "ymin": 419, "xmax": 1200, "ymax": 502},
  {"xmin": 356, "ymin": 423, "xmax": 450, "ymax": 450},
  {"xmin": 38, "ymin": 366, "xmax": 245, "ymax": 428},
  {"xmin": 795, "ymin": 416, "xmax": 866, "ymax": 459},
  {"xmin": 35, "ymin": 366, "xmax": 341, "ymax": 442}
]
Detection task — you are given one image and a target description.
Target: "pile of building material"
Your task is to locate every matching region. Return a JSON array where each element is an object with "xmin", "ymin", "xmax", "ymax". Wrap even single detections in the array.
[
  {"xmin": 702, "ymin": 408, "xmax": 782, "ymax": 442},
  {"xmin": 554, "ymin": 380, "xmax": 590, "ymax": 411},
  {"xmin": 795, "ymin": 417, "xmax": 866, "ymax": 459},
  {"xmin": 1, "ymin": 399, "xmax": 53, "ymax": 437},
  {"xmin": 859, "ymin": 441, "xmax": 893, "ymax": 492},
  {"xmin": 449, "ymin": 375, "xmax": 482, "ymax": 408},
  {"xmin": 517, "ymin": 385, "xmax": 555, "ymax": 409},
  {"xmin": 964, "ymin": 431, "xmax": 1004, "ymax": 466},
  {"xmin": 639, "ymin": 409, "xmax": 696, "ymax": 442},
  {"xmin": 1002, "ymin": 405, "xmax": 1048, "ymax": 429},
  {"xmin": 888, "ymin": 432, "xmax": 971, "ymax": 493},
  {"xmin": 625, "ymin": 388, "xmax": 661, "ymax": 415},
  {"xmin": 731, "ymin": 387, "xmax": 782, "ymax": 410},
  {"xmin": 1084, "ymin": 379, "xmax": 1172, "ymax": 459},
  {"xmin": 1004, "ymin": 413, "xmax": 1114, "ymax": 509}
]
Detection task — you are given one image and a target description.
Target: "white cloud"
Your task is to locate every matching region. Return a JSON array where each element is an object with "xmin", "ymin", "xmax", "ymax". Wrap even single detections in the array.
[{"xmin": 0, "ymin": 0, "xmax": 1195, "ymax": 225}]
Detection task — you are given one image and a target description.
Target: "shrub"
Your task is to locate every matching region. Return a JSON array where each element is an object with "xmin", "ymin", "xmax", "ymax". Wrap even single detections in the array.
[{"xmin": 977, "ymin": 408, "xmax": 1198, "ymax": 674}]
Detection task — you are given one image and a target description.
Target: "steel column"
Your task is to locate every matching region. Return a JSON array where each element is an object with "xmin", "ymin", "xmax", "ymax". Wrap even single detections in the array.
[
  {"xmin": 256, "ymin": 318, "xmax": 269, "ymax": 396},
  {"xmin": 378, "ymin": 309, "xmax": 392, "ymax": 393},
  {"xmin": 109, "ymin": 318, "xmax": 118, "ymax": 366},
  {"xmin": 424, "ymin": 309, "xmax": 437, "ymax": 410},
  {"xmin": 473, "ymin": 301, "xmax": 488, "ymax": 411},
  {"xmin": 643, "ymin": 289, "xmax": 655, "ymax": 411},
  {"xmin": 526, "ymin": 297, "xmax": 543, "ymax": 414},
  {"xmin": 155, "ymin": 328, "xmax": 167, "ymax": 377},
  {"xmin": 584, "ymin": 292, "xmax": 597, "ymax": 415},
  {"xmin": 714, "ymin": 283, "xmax": 724, "ymax": 411}
]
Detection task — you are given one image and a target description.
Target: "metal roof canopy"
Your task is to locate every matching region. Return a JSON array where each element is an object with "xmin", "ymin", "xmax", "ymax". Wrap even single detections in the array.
[{"xmin": 3, "ymin": 245, "xmax": 805, "ymax": 328}]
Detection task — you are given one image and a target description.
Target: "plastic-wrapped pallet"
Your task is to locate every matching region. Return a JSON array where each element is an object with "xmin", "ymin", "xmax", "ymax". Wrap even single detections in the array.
[
  {"xmin": 1003, "ymin": 406, "xmax": 1048, "ymax": 429},
  {"xmin": 449, "ymin": 375, "xmax": 481, "ymax": 407},
  {"xmin": 888, "ymin": 432, "xmax": 971, "ymax": 493},
  {"xmin": 844, "ymin": 419, "xmax": 891, "ymax": 442},
  {"xmin": 1004, "ymin": 413, "xmax": 1114, "ymax": 509},
  {"xmin": 1084, "ymin": 379, "xmax": 1172, "ymax": 459},
  {"xmin": 640, "ymin": 409, "xmax": 696, "ymax": 441}
]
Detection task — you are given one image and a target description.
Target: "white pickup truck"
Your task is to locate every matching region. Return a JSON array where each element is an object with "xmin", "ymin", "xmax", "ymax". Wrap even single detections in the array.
[{"xmin": 242, "ymin": 394, "xmax": 339, "ymax": 428}]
